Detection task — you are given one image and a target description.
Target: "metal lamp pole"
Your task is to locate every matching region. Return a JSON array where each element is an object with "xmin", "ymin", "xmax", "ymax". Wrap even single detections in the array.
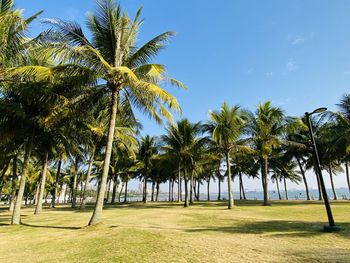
[{"xmin": 305, "ymin": 108, "xmax": 340, "ymax": 232}]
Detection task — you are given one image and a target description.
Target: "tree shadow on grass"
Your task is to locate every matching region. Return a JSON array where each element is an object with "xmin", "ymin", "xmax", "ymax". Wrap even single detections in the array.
[
  {"xmin": 185, "ymin": 220, "xmax": 350, "ymax": 238},
  {"xmin": 20, "ymin": 222, "xmax": 82, "ymax": 230}
]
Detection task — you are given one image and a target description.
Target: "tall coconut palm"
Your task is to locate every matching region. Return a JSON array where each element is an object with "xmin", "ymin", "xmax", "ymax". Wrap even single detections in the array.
[
  {"xmin": 204, "ymin": 102, "xmax": 246, "ymax": 209},
  {"xmin": 246, "ymin": 101, "xmax": 285, "ymax": 206},
  {"xmin": 34, "ymin": 0, "xmax": 184, "ymax": 225}
]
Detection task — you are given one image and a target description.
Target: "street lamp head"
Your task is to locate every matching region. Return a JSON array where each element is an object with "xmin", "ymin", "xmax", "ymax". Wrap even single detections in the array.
[
  {"xmin": 306, "ymin": 107, "xmax": 327, "ymax": 116},
  {"xmin": 312, "ymin": 107, "xmax": 327, "ymax": 114}
]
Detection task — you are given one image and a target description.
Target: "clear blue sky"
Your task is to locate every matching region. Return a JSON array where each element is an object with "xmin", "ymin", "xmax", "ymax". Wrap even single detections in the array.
[{"xmin": 16, "ymin": 0, "xmax": 350, "ymax": 192}]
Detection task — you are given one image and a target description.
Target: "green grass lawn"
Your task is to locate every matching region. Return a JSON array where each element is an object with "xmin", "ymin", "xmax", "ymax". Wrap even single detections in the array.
[{"xmin": 0, "ymin": 200, "xmax": 349, "ymax": 263}]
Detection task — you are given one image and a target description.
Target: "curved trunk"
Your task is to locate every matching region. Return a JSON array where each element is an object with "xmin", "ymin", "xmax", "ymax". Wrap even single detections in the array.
[
  {"xmin": 178, "ymin": 162, "xmax": 181, "ymax": 202},
  {"xmin": 328, "ymin": 165, "xmax": 338, "ymax": 200},
  {"xmin": 261, "ymin": 158, "xmax": 270, "ymax": 205},
  {"xmin": 283, "ymin": 177, "xmax": 288, "ymax": 200},
  {"xmin": 345, "ymin": 162, "xmax": 350, "ymax": 195},
  {"xmin": 226, "ymin": 152, "xmax": 234, "ymax": 209},
  {"xmin": 35, "ymin": 152, "xmax": 49, "ymax": 214},
  {"xmin": 276, "ymin": 178, "xmax": 282, "ymax": 200},
  {"xmin": 51, "ymin": 158, "xmax": 62, "ymax": 209},
  {"xmin": 89, "ymin": 89, "xmax": 119, "ymax": 226},
  {"xmin": 296, "ymin": 157, "xmax": 310, "ymax": 200},
  {"xmin": 11, "ymin": 136, "xmax": 34, "ymax": 225},
  {"xmin": 81, "ymin": 148, "xmax": 95, "ymax": 208}
]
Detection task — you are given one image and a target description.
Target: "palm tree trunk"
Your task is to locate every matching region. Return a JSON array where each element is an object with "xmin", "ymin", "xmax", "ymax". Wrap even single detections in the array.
[
  {"xmin": 63, "ymin": 184, "xmax": 68, "ymax": 203},
  {"xmin": 156, "ymin": 181, "xmax": 160, "ymax": 201},
  {"xmin": 314, "ymin": 160, "xmax": 323, "ymax": 201},
  {"xmin": 171, "ymin": 179, "xmax": 174, "ymax": 201},
  {"xmin": 11, "ymin": 136, "xmax": 34, "ymax": 225},
  {"xmin": 51, "ymin": 158, "xmax": 62, "ymax": 209},
  {"xmin": 218, "ymin": 174, "xmax": 221, "ymax": 201},
  {"xmin": 328, "ymin": 165, "xmax": 338, "ymax": 200},
  {"xmin": 226, "ymin": 152, "xmax": 234, "ymax": 209},
  {"xmin": 193, "ymin": 179, "xmax": 197, "ymax": 200},
  {"xmin": 89, "ymin": 89, "xmax": 119, "ymax": 226},
  {"xmin": 35, "ymin": 152, "xmax": 49, "ymax": 214},
  {"xmin": 9, "ymin": 155, "xmax": 17, "ymax": 212},
  {"xmin": 57, "ymin": 183, "xmax": 63, "ymax": 205},
  {"xmin": 283, "ymin": 177, "xmax": 288, "ymax": 200},
  {"xmin": 296, "ymin": 157, "xmax": 311, "ymax": 200},
  {"xmin": 240, "ymin": 173, "xmax": 247, "ymax": 200},
  {"xmin": 207, "ymin": 177, "xmax": 210, "ymax": 201},
  {"xmin": 276, "ymin": 178, "xmax": 282, "ymax": 200},
  {"xmin": 239, "ymin": 172, "xmax": 243, "ymax": 200},
  {"xmin": 189, "ymin": 170, "xmax": 194, "ymax": 205},
  {"xmin": 345, "ymin": 161, "xmax": 350, "ymax": 195},
  {"xmin": 111, "ymin": 176, "xmax": 118, "ymax": 204},
  {"xmin": 124, "ymin": 180, "xmax": 128, "ymax": 203},
  {"xmin": 0, "ymin": 161, "xmax": 10, "ymax": 200},
  {"xmin": 143, "ymin": 175, "xmax": 147, "ymax": 203},
  {"xmin": 184, "ymin": 170, "xmax": 189, "ymax": 207},
  {"xmin": 118, "ymin": 182, "xmax": 124, "ymax": 203},
  {"xmin": 71, "ymin": 157, "xmax": 79, "ymax": 208},
  {"xmin": 34, "ymin": 182, "xmax": 40, "ymax": 205},
  {"xmin": 81, "ymin": 148, "xmax": 95, "ymax": 208},
  {"xmin": 151, "ymin": 181, "xmax": 155, "ymax": 202},
  {"xmin": 261, "ymin": 158, "xmax": 270, "ymax": 205},
  {"xmin": 168, "ymin": 179, "xmax": 171, "ymax": 201},
  {"xmin": 106, "ymin": 178, "xmax": 112, "ymax": 202},
  {"xmin": 196, "ymin": 179, "xmax": 200, "ymax": 201},
  {"xmin": 178, "ymin": 162, "xmax": 181, "ymax": 202}
]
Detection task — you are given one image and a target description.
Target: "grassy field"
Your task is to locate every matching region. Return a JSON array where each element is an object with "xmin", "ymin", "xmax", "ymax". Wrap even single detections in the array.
[{"xmin": 0, "ymin": 200, "xmax": 349, "ymax": 263}]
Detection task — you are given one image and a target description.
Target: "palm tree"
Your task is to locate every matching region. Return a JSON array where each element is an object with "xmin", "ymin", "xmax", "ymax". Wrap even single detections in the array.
[
  {"xmin": 38, "ymin": 0, "xmax": 184, "ymax": 225},
  {"xmin": 270, "ymin": 153, "xmax": 301, "ymax": 200},
  {"xmin": 204, "ymin": 102, "xmax": 246, "ymax": 209},
  {"xmin": 162, "ymin": 119, "xmax": 204, "ymax": 207},
  {"xmin": 138, "ymin": 135, "xmax": 158, "ymax": 203},
  {"xmin": 232, "ymin": 152, "xmax": 259, "ymax": 200},
  {"xmin": 332, "ymin": 94, "xmax": 350, "ymax": 194},
  {"xmin": 246, "ymin": 101, "xmax": 285, "ymax": 206}
]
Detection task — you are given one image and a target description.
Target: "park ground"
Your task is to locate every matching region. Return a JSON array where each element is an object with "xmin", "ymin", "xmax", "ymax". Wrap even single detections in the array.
[{"xmin": 0, "ymin": 200, "xmax": 349, "ymax": 263}]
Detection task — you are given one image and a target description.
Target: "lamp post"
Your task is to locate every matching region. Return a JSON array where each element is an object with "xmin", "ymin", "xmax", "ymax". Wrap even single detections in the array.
[{"xmin": 305, "ymin": 107, "xmax": 340, "ymax": 232}]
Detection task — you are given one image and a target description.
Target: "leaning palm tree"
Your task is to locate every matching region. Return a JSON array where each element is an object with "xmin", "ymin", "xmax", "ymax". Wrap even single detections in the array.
[
  {"xmin": 32, "ymin": 0, "xmax": 185, "ymax": 225},
  {"xmin": 204, "ymin": 102, "xmax": 246, "ymax": 209},
  {"xmin": 246, "ymin": 101, "xmax": 285, "ymax": 206}
]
